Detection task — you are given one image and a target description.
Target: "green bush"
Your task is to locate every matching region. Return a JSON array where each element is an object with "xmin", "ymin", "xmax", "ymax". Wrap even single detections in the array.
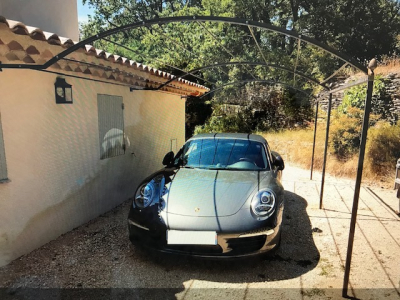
[
  {"xmin": 366, "ymin": 121, "xmax": 400, "ymax": 173},
  {"xmin": 339, "ymin": 76, "xmax": 397, "ymax": 123},
  {"xmin": 330, "ymin": 112, "xmax": 362, "ymax": 159},
  {"xmin": 185, "ymin": 97, "xmax": 212, "ymax": 139},
  {"xmin": 194, "ymin": 106, "xmax": 253, "ymax": 134},
  {"xmin": 330, "ymin": 107, "xmax": 379, "ymax": 159},
  {"xmin": 194, "ymin": 86, "xmax": 313, "ymax": 135}
]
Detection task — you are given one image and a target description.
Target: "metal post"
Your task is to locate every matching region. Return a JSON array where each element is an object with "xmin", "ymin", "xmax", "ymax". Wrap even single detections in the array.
[
  {"xmin": 394, "ymin": 158, "xmax": 400, "ymax": 189},
  {"xmin": 342, "ymin": 70, "xmax": 375, "ymax": 297},
  {"xmin": 310, "ymin": 101, "xmax": 319, "ymax": 180},
  {"xmin": 319, "ymin": 94, "xmax": 332, "ymax": 209}
]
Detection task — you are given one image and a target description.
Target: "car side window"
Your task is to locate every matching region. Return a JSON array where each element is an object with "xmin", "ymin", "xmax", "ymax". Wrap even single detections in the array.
[{"xmin": 265, "ymin": 143, "xmax": 274, "ymax": 169}]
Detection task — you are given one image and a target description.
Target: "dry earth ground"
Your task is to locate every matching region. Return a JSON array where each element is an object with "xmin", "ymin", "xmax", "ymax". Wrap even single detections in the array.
[{"xmin": 0, "ymin": 164, "xmax": 399, "ymax": 300}]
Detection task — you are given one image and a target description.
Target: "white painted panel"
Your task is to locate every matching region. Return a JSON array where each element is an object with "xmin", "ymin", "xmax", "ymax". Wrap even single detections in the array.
[{"xmin": 167, "ymin": 230, "xmax": 217, "ymax": 245}]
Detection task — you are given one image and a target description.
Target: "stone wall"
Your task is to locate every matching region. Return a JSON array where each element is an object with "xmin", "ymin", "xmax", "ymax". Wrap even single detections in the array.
[
  {"xmin": 385, "ymin": 73, "xmax": 400, "ymax": 115},
  {"xmin": 315, "ymin": 73, "xmax": 400, "ymax": 121}
]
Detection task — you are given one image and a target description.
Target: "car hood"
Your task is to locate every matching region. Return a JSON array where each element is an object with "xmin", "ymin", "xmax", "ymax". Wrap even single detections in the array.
[{"xmin": 167, "ymin": 168, "xmax": 262, "ymax": 217}]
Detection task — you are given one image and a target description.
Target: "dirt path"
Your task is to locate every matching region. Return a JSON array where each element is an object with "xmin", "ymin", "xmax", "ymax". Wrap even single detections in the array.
[{"xmin": 0, "ymin": 164, "xmax": 399, "ymax": 299}]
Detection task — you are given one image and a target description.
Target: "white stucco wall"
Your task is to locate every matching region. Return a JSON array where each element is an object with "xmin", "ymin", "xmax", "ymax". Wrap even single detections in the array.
[
  {"xmin": 0, "ymin": 69, "xmax": 185, "ymax": 266},
  {"xmin": 0, "ymin": 0, "xmax": 79, "ymax": 41}
]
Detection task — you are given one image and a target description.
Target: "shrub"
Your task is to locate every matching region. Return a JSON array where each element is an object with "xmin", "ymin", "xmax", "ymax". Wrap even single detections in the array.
[
  {"xmin": 194, "ymin": 106, "xmax": 253, "ymax": 134},
  {"xmin": 185, "ymin": 97, "xmax": 212, "ymax": 139},
  {"xmin": 194, "ymin": 86, "xmax": 313, "ymax": 135},
  {"xmin": 330, "ymin": 112, "xmax": 362, "ymax": 159},
  {"xmin": 339, "ymin": 76, "xmax": 397, "ymax": 123},
  {"xmin": 330, "ymin": 107, "xmax": 379, "ymax": 159},
  {"xmin": 366, "ymin": 121, "xmax": 400, "ymax": 174},
  {"xmin": 250, "ymin": 89, "xmax": 313, "ymax": 131}
]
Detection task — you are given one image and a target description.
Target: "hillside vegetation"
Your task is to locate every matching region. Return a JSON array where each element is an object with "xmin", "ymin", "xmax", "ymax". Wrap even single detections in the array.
[
  {"xmin": 262, "ymin": 110, "xmax": 400, "ymax": 187},
  {"xmin": 81, "ymin": 1, "xmax": 400, "ymax": 183},
  {"xmin": 263, "ymin": 126, "xmax": 400, "ymax": 187},
  {"xmin": 196, "ymin": 61, "xmax": 400, "ymax": 186}
]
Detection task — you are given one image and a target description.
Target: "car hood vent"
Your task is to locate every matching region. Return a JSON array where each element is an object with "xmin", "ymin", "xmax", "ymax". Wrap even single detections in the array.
[{"xmin": 166, "ymin": 168, "xmax": 259, "ymax": 217}]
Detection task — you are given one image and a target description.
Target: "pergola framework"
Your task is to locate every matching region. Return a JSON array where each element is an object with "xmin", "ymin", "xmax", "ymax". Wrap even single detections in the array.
[
  {"xmin": 198, "ymin": 79, "xmax": 318, "ymax": 99},
  {"xmin": 0, "ymin": 15, "xmax": 376, "ymax": 297},
  {"xmin": 156, "ymin": 61, "xmax": 329, "ymax": 91}
]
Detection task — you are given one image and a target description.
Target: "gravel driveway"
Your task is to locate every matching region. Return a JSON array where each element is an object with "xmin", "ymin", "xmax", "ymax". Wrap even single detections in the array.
[{"xmin": 0, "ymin": 165, "xmax": 399, "ymax": 299}]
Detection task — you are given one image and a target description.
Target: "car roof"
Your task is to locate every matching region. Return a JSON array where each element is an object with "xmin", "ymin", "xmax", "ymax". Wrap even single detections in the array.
[{"xmin": 188, "ymin": 133, "xmax": 267, "ymax": 144}]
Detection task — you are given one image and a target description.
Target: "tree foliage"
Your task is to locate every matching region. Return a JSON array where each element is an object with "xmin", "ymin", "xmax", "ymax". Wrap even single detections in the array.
[
  {"xmin": 80, "ymin": 0, "xmax": 400, "ymax": 134},
  {"xmin": 80, "ymin": 0, "xmax": 400, "ymax": 94},
  {"xmin": 194, "ymin": 105, "xmax": 254, "ymax": 134},
  {"xmin": 298, "ymin": 0, "xmax": 400, "ymax": 61},
  {"xmin": 194, "ymin": 84, "xmax": 313, "ymax": 134},
  {"xmin": 185, "ymin": 97, "xmax": 212, "ymax": 138},
  {"xmin": 83, "ymin": 0, "xmax": 400, "ymax": 57}
]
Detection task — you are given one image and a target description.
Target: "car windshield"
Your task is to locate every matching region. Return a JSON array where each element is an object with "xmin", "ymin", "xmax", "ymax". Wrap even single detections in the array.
[{"xmin": 176, "ymin": 138, "xmax": 270, "ymax": 171}]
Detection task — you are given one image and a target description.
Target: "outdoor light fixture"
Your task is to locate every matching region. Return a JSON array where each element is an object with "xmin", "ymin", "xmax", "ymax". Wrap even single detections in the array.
[{"xmin": 55, "ymin": 77, "xmax": 73, "ymax": 104}]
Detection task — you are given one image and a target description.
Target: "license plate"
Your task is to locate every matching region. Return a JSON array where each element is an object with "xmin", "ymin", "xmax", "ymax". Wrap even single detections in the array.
[{"xmin": 167, "ymin": 230, "xmax": 217, "ymax": 245}]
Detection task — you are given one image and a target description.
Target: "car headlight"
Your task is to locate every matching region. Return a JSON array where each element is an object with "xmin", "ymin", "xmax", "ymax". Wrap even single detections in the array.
[
  {"xmin": 134, "ymin": 181, "xmax": 156, "ymax": 208},
  {"xmin": 134, "ymin": 175, "xmax": 166, "ymax": 209},
  {"xmin": 159, "ymin": 183, "xmax": 168, "ymax": 212},
  {"xmin": 251, "ymin": 189, "xmax": 276, "ymax": 220}
]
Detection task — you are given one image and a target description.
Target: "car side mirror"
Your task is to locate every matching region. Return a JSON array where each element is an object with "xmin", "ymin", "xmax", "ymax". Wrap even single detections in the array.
[
  {"xmin": 162, "ymin": 151, "xmax": 175, "ymax": 166},
  {"xmin": 274, "ymin": 155, "xmax": 285, "ymax": 171}
]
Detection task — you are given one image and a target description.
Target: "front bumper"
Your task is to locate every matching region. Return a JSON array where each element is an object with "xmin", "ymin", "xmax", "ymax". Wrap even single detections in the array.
[{"xmin": 128, "ymin": 219, "xmax": 281, "ymax": 258}]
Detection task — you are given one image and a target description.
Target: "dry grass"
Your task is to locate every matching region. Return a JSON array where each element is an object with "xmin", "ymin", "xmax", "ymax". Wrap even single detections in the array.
[
  {"xmin": 344, "ymin": 56, "xmax": 400, "ymax": 78},
  {"xmin": 375, "ymin": 56, "xmax": 400, "ymax": 75},
  {"xmin": 259, "ymin": 57, "xmax": 400, "ymax": 187},
  {"xmin": 260, "ymin": 123, "xmax": 393, "ymax": 188}
]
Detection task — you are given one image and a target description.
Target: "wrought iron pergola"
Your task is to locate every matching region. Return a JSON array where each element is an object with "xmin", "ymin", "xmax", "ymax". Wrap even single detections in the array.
[{"xmin": 0, "ymin": 16, "xmax": 377, "ymax": 297}]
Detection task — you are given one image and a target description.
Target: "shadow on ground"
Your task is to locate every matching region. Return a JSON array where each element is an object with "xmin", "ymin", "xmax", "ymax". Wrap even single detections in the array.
[
  {"xmin": 0, "ymin": 191, "xmax": 319, "ymax": 300},
  {"xmin": 136, "ymin": 191, "xmax": 320, "ymax": 282}
]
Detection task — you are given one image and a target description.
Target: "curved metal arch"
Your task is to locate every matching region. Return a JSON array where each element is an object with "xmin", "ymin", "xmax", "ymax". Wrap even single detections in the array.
[
  {"xmin": 0, "ymin": 16, "xmax": 367, "ymax": 75},
  {"xmin": 199, "ymin": 79, "xmax": 317, "ymax": 99},
  {"xmin": 155, "ymin": 61, "xmax": 329, "ymax": 91}
]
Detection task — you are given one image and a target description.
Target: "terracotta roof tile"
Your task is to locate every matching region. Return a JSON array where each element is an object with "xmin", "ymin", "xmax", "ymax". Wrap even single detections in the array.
[
  {"xmin": 5, "ymin": 52, "xmax": 19, "ymax": 61},
  {"xmin": 0, "ymin": 16, "xmax": 209, "ymax": 95},
  {"xmin": 64, "ymin": 65, "xmax": 73, "ymax": 72},
  {"xmin": 42, "ymin": 49, "xmax": 54, "ymax": 58},
  {"xmin": 7, "ymin": 40, "xmax": 24, "ymax": 51},
  {"xmin": 22, "ymin": 55, "xmax": 35, "ymax": 63},
  {"xmin": 59, "ymin": 37, "xmax": 74, "ymax": 47},
  {"xmin": 26, "ymin": 45, "xmax": 40, "ymax": 55},
  {"xmin": 94, "ymin": 49, "xmax": 105, "ymax": 57},
  {"xmin": 52, "ymin": 62, "xmax": 61, "ymax": 69},
  {"xmin": 30, "ymin": 31, "xmax": 47, "ymax": 41}
]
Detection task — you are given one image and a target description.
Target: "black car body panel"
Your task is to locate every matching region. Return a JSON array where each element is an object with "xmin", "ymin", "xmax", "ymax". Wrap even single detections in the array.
[{"xmin": 128, "ymin": 133, "xmax": 284, "ymax": 257}]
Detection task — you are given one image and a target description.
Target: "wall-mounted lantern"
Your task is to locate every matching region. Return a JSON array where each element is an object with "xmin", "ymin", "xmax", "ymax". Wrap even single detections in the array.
[{"xmin": 55, "ymin": 77, "xmax": 73, "ymax": 104}]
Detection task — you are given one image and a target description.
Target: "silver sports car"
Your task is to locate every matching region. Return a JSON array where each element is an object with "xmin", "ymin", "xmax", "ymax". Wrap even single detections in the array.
[{"xmin": 128, "ymin": 133, "xmax": 285, "ymax": 257}]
